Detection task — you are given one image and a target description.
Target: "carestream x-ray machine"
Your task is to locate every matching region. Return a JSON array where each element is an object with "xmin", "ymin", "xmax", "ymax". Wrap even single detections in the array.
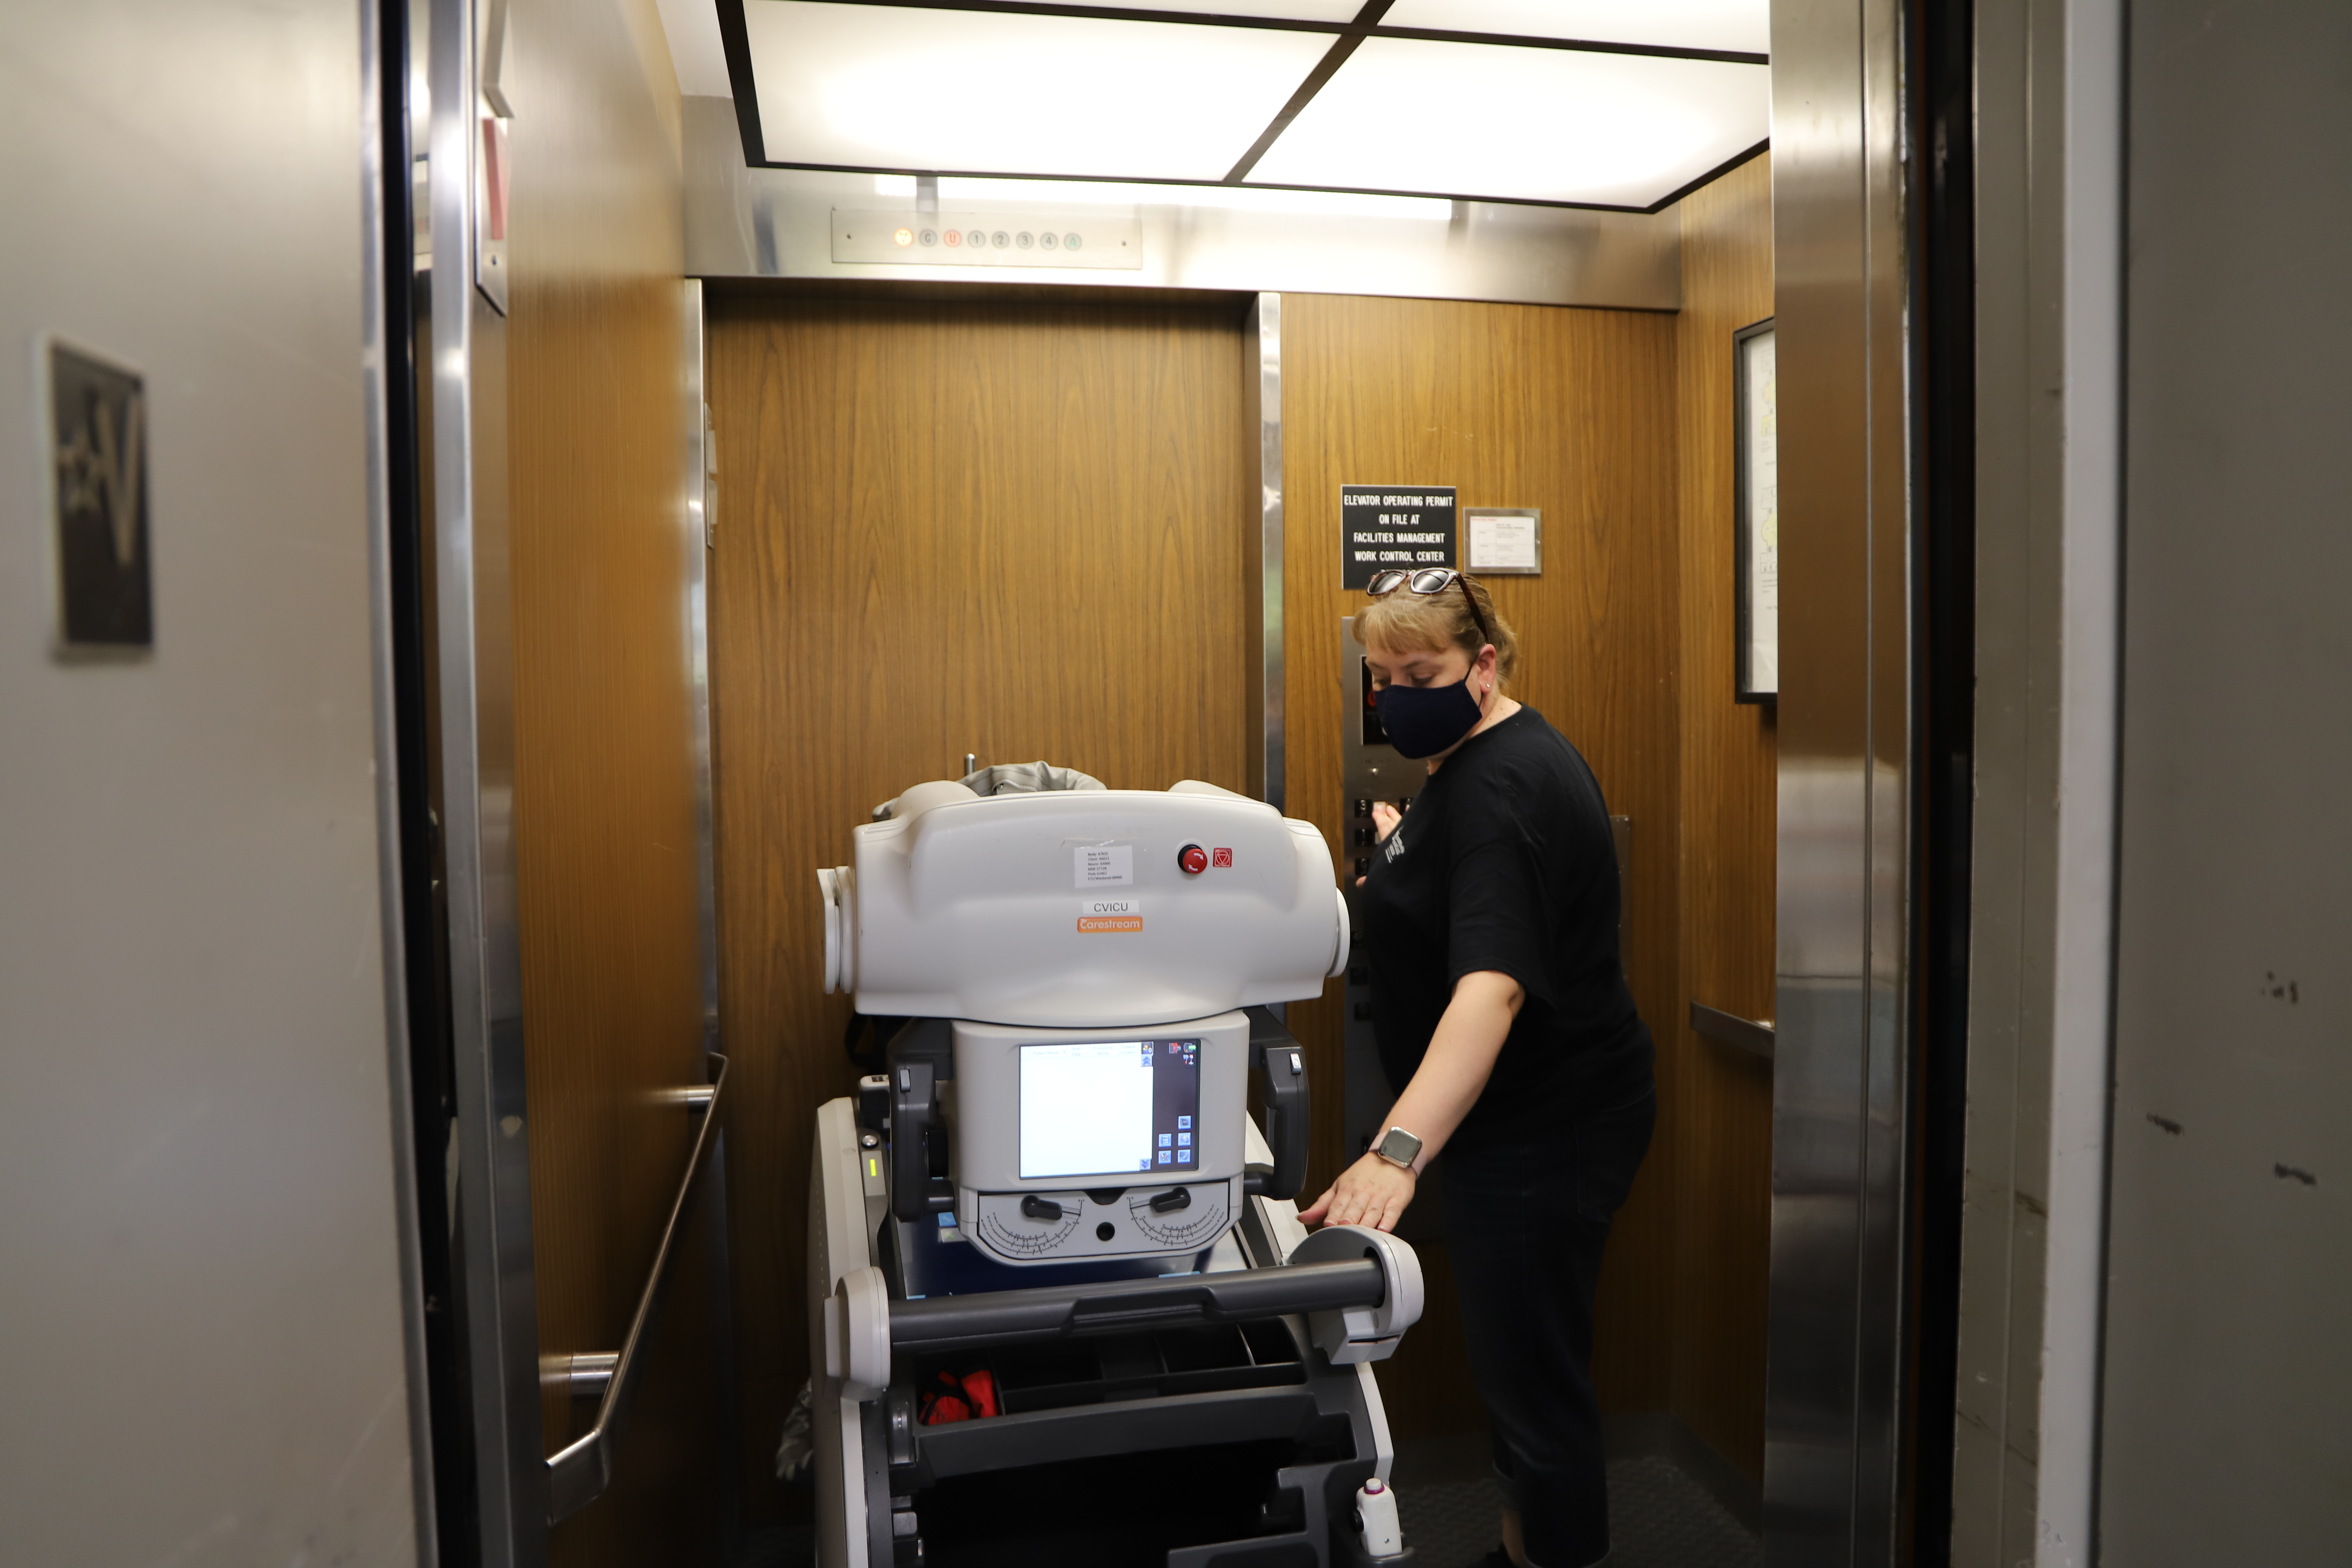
[{"xmin": 808, "ymin": 778, "xmax": 1426, "ymax": 1567}]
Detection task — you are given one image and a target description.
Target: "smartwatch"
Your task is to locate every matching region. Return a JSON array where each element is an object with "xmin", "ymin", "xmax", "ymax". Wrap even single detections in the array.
[{"xmin": 1373, "ymin": 1125, "xmax": 1423, "ymax": 1171}]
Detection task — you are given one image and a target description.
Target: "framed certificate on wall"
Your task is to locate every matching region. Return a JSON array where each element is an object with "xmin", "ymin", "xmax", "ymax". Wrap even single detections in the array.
[
  {"xmin": 1463, "ymin": 507, "xmax": 1542, "ymax": 574},
  {"xmin": 1734, "ymin": 317, "xmax": 1779, "ymax": 703}
]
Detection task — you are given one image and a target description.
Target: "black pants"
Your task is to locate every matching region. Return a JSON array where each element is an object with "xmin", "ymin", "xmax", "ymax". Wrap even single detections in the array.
[{"xmin": 1440, "ymin": 1088, "xmax": 1657, "ymax": 1568}]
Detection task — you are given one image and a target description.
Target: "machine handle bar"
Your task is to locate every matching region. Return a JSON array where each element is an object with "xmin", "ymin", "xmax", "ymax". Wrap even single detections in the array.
[
  {"xmin": 1244, "ymin": 1006, "xmax": 1310, "ymax": 1201},
  {"xmin": 888, "ymin": 1257, "xmax": 1385, "ymax": 1352}
]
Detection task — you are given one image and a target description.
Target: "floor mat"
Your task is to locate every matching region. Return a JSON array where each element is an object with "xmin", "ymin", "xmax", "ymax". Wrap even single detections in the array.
[{"xmin": 1395, "ymin": 1455, "xmax": 1761, "ymax": 1568}]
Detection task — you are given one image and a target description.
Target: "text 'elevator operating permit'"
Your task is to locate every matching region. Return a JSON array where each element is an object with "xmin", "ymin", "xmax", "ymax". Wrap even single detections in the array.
[{"xmin": 1341, "ymin": 484, "xmax": 1456, "ymax": 590}]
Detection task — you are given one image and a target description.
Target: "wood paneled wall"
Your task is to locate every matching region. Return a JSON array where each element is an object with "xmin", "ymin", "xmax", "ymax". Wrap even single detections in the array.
[
  {"xmin": 1669, "ymin": 155, "xmax": 1778, "ymax": 1483},
  {"xmin": 700, "ymin": 170, "xmax": 1778, "ymax": 1510},
  {"xmin": 705, "ymin": 294, "xmax": 1251, "ymax": 1521},
  {"xmin": 1279, "ymin": 295, "xmax": 1685, "ymax": 1426},
  {"xmin": 505, "ymin": 1, "xmax": 717, "ymax": 1560}
]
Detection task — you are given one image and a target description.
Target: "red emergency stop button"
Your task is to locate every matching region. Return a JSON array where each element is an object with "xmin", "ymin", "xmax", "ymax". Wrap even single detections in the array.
[{"xmin": 1178, "ymin": 844, "xmax": 1209, "ymax": 875}]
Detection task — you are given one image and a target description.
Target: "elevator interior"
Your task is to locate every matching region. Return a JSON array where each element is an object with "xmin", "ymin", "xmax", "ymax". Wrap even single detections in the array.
[{"xmin": 396, "ymin": 2, "xmax": 1796, "ymax": 1562}]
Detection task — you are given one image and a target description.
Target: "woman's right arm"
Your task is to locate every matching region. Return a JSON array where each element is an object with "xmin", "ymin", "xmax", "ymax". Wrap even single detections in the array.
[{"xmin": 1297, "ymin": 968, "xmax": 1523, "ymax": 1231}]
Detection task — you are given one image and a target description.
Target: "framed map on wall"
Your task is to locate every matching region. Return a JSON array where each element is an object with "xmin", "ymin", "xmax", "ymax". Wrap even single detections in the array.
[{"xmin": 1733, "ymin": 317, "xmax": 1778, "ymax": 703}]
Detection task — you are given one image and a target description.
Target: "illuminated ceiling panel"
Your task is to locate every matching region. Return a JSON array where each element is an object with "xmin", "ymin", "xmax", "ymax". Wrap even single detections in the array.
[
  {"xmin": 1381, "ymin": 0, "xmax": 1771, "ymax": 56},
  {"xmin": 872, "ymin": 174, "xmax": 1452, "ymax": 220},
  {"xmin": 719, "ymin": 0, "xmax": 1772, "ymax": 210},
  {"xmin": 740, "ymin": 2, "xmax": 1333, "ymax": 182},
  {"xmin": 1075, "ymin": 0, "xmax": 1364, "ymax": 18},
  {"xmin": 1247, "ymin": 37, "xmax": 1767, "ymax": 207}
]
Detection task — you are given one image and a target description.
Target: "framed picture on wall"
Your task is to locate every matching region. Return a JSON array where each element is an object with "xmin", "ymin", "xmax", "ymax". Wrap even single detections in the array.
[{"xmin": 1734, "ymin": 317, "xmax": 1779, "ymax": 703}]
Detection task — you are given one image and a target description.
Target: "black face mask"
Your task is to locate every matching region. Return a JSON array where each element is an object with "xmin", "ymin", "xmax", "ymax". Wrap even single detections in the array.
[{"xmin": 1374, "ymin": 676, "xmax": 1484, "ymax": 759}]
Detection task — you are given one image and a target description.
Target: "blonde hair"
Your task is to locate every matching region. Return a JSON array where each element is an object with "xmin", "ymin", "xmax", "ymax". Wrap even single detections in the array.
[{"xmin": 1359, "ymin": 572, "xmax": 1519, "ymax": 686}]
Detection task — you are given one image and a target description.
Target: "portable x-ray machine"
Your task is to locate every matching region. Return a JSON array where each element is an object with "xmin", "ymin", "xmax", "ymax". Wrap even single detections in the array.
[{"xmin": 807, "ymin": 777, "xmax": 1424, "ymax": 1566}]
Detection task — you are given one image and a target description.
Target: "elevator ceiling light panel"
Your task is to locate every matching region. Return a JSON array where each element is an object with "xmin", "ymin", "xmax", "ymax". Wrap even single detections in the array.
[
  {"xmin": 718, "ymin": 0, "xmax": 1771, "ymax": 211},
  {"xmin": 738, "ymin": 2, "xmax": 1332, "ymax": 182},
  {"xmin": 1380, "ymin": 0, "xmax": 1770, "ymax": 56},
  {"xmin": 1249, "ymin": 40, "xmax": 1768, "ymax": 209},
  {"xmin": 870, "ymin": 175, "xmax": 1452, "ymax": 222},
  {"xmin": 1077, "ymin": 0, "xmax": 1365, "ymax": 18}
]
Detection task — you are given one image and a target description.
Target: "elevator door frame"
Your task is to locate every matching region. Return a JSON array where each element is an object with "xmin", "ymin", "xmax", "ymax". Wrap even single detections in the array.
[{"xmin": 1763, "ymin": 0, "xmax": 1976, "ymax": 1561}]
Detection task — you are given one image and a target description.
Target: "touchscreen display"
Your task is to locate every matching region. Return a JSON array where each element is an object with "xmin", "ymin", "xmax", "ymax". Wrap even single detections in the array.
[{"xmin": 1018, "ymin": 1039, "xmax": 1200, "ymax": 1180}]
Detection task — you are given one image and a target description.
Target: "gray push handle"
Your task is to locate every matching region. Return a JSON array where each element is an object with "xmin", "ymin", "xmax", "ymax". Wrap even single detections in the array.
[
  {"xmin": 1245, "ymin": 1006, "xmax": 1310, "ymax": 1201},
  {"xmin": 888, "ymin": 1059, "xmax": 954, "ymax": 1222},
  {"xmin": 888, "ymin": 1256, "xmax": 1386, "ymax": 1353}
]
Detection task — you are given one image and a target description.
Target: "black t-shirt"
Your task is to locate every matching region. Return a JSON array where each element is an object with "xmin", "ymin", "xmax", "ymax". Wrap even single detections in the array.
[{"xmin": 1358, "ymin": 705, "xmax": 1654, "ymax": 1142}]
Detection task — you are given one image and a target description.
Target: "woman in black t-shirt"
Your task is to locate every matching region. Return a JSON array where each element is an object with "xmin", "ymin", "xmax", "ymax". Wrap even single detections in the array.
[{"xmin": 1298, "ymin": 570, "xmax": 1655, "ymax": 1568}]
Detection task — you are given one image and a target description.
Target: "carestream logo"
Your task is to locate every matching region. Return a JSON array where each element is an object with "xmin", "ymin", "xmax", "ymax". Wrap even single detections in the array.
[{"xmin": 1078, "ymin": 896, "xmax": 1142, "ymax": 934}]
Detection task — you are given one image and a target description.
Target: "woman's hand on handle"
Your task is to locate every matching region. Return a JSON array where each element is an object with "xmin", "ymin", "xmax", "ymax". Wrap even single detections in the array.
[
  {"xmin": 1303, "ymin": 969, "xmax": 1526, "ymax": 1222},
  {"xmin": 1297, "ymin": 1152, "xmax": 1418, "ymax": 1233}
]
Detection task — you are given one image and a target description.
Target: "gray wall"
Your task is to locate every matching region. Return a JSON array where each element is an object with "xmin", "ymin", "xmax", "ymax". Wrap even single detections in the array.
[
  {"xmin": 0, "ymin": 2, "xmax": 423, "ymax": 1564},
  {"xmin": 2099, "ymin": 0, "xmax": 2352, "ymax": 1559}
]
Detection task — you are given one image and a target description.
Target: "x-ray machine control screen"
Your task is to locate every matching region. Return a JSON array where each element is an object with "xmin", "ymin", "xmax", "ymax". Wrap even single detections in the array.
[{"xmin": 1018, "ymin": 1039, "xmax": 1200, "ymax": 1179}]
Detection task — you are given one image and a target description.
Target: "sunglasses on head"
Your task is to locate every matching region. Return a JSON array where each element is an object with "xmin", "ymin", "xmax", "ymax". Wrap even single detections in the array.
[{"xmin": 1366, "ymin": 567, "xmax": 1494, "ymax": 652}]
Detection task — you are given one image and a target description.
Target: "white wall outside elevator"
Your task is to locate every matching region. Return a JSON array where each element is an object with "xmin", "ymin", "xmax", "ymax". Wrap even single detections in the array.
[{"xmin": 0, "ymin": 3, "xmax": 424, "ymax": 1563}]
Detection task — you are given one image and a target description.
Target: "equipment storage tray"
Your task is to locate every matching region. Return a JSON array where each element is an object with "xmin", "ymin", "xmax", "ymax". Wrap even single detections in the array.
[
  {"xmin": 909, "ymin": 1433, "xmax": 1352, "ymax": 1568},
  {"xmin": 914, "ymin": 1317, "xmax": 1303, "ymax": 1418}
]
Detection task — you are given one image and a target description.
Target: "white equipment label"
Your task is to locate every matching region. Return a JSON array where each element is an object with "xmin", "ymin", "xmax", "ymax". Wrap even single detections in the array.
[{"xmin": 1074, "ymin": 845, "xmax": 1133, "ymax": 887}]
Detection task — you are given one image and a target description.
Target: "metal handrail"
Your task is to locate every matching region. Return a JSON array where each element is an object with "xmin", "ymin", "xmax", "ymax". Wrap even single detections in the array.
[
  {"xmin": 545, "ymin": 1052, "xmax": 729, "ymax": 1522},
  {"xmin": 1690, "ymin": 1000, "xmax": 1776, "ymax": 1061}
]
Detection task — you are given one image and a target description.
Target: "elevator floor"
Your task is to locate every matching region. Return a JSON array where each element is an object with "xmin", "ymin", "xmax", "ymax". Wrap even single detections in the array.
[
  {"xmin": 1396, "ymin": 1454, "xmax": 1761, "ymax": 1568},
  {"xmin": 733, "ymin": 1449, "xmax": 1761, "ymax": 1568}
]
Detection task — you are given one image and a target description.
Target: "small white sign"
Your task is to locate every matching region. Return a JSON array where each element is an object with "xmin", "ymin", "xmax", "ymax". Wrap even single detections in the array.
[
  {"xmin": 1465, "ymin": 508, "xmax": 1542, "ymax": 574},
  {"xmin": 1074, "ymin": 845, "xmax": 1134, "ymax": 887},
  {"xmin": 1080, "ymin": 896, "xmax": 1142, "ymax": 918}
]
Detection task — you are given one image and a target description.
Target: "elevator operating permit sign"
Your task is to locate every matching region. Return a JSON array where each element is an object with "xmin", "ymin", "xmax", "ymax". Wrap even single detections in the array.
[{"xmin": 1342, "ymin": 485, "xmax": 1455, "ymax": 591}]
